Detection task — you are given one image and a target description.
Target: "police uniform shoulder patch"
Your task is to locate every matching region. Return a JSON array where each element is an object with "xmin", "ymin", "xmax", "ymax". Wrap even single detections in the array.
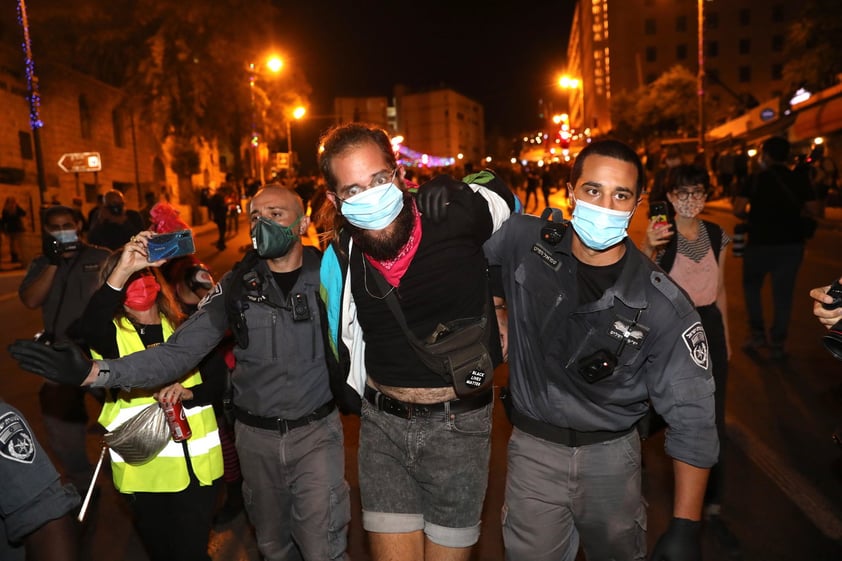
[
  {"xmin": 198, "ymin": 282, "xmax": 223, "ymax": 309},
  {"xmin": 682, "ymin": 321, "xmax": 709, "ymax": 370},
  {"xmin": 650, "ymin": 270, "xmax": 694, "ymax": 317},
  {"xmin": 0, "ymin": 411, "xmax": 35, "ymax": 464}
]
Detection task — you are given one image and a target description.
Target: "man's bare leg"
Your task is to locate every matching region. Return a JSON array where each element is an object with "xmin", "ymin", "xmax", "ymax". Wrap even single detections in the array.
[
  {"xmin": 425, "ymin": 537, "xmax": 472, "ymax": 561},
  {"xmin": 369, "ymin": 531, "xmax": 424, "ymax": 561}
]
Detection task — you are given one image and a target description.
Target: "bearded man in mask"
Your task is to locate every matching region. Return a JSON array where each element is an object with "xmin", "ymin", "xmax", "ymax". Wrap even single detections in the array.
[
  {"xmin": 10, "ymin": 186, "xmax": 351, "ymax": 561},
  {"xmin": 18, "ymin": 205, "xmax": 111, "ymax": 497},
  {"xmin": 483, "ymin": 139, "xmax": 718, "ymax": 561},
  {"xmin": 88, "ymin": 190, "xmax": 144, "ymax": 250},
  {"xmin": 318, "ymin": 123, "xmax": 516, "ymax": 561}
]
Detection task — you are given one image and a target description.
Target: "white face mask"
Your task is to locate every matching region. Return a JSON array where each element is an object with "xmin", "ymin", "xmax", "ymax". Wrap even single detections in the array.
[{"xmin": 51, "ymin": 228, "xmax": 78, "ymax": 244}]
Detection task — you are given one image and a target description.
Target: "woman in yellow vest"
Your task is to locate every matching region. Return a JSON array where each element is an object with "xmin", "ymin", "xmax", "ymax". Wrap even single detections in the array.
[{"xmin": 78, "ymin": 238, "xmax": 223, "ymax": 561}]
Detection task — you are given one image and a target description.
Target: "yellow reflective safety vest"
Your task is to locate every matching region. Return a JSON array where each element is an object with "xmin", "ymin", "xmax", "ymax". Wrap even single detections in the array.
[{"xmin": 95, "ymin": 316, "xmax": 223, "ymax": 493}]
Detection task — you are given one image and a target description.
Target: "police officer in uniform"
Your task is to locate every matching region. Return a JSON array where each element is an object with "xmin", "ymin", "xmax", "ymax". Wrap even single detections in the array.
[
  {"xmin": 10, "ymin": 186, "xmax": 351, "ymax": 561},
  {"xmin": 0, "ymin": 399, "xmax": 80, "ymax": 561},
  {"xmin": 483, "ymin": 139, "xmax": 718, "ymax": 561}
]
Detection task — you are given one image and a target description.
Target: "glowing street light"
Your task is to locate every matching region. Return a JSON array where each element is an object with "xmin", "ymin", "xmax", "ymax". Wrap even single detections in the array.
[
  {"xmin": 558, "ymin": 75, "xmax": 580, "ymax": 90},
  {"xmin": 266, "ymin": 55, "xmax": 284, "ymax": 74}
]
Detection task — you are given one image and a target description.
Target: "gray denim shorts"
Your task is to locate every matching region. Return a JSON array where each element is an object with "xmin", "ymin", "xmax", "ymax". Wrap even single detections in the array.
[{"xmin": 358, "ymin": 398, "xmax": 492, "ymax": 548}]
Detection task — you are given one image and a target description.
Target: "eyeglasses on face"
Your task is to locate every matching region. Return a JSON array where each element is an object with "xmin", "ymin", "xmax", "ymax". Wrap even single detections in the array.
[
  {"xmin": 336, "ymin": 168, "xmax": 397, "ymax": 202},
  {"xmin": 673, "ymin": 188, "xmax": 707, "ymax": 201}
]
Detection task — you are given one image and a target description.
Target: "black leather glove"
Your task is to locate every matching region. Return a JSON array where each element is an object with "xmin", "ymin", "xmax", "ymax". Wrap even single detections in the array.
[
  {"xmin": 41, "ymin": 234, "xmax": 64, "ymax": 265},
  {"xmin": 8, "ymin": 339, "xmax": 93, "ymax": 386},
  {"xmin": 416, "ymin": 175, "xmax": 467, "ymax": 223},
  {"xmin": 650, "ymin": 518, "xmax": 702, "ymax": 561}
]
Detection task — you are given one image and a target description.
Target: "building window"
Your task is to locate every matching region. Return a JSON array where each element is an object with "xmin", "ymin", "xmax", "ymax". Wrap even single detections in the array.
[
  {"xmin": 79, "ymin": 95, "xmax": 92, "ymax": 140},
  {"xmin": 772, "ymin": 5, "xmax": 784, "ymax": 22},
  {"xmin": 739, "ymin": 66, "xmax": 751, "ymax": 82},
  {"xmin": 676, "ymin": 15, "xmax": 687, "ymax": 32},
  {"xmin": 739, "ymin": 8, "xmax": 750, "ymax": 26},
  {"xmin": 644, "ymin": 18, "xmax": 656, "ymax": 35},
  {"xmin": 771, "ymin": 64, "xmax": 783, "ymax": 80},
  {"xmin": 112, "ymin": 109, "xmax": 125, "ymax": 148},
  {"xmin": 706, "ymin": 41, "xmax": 718, "ymax": 58},
  {"xmin": 676, "ymin": 44, "xmax": 688, "ymax": 60},
  {"xmin": 706, "ymin": 12, "xmax": 718, "ymax": 30},
  {"xmin": 771, "ymin": 35, "xmax": 784, "ymax": 52},
  {"xmin": 707, "ymin": 68, "xmax": 719, "ymax": 83},
  {"xmin": 19, "ymin": 131, "xmax": 33, "ymax": 160},
  {"xmin": 739, "ymin": 38, "xmax": 751, "ymax": 55},
  {"xmin": 646, "ymin": 46, "xmax": 657, "ymax": 62}
]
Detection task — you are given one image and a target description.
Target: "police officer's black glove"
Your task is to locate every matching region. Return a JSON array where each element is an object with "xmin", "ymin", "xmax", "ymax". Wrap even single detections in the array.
[
  {"xmin": 416, "ymin": 175, "xmax": 467, "ymax": 223},
  {"xmin": 649, "ymin": 518, "xmax": 702, "ymax": 561},
  {"xmin": 8, "ymin": 339, "xmax": 93, "ymax": 386},
  {"xmin": 41, "ymin": 234, "xmax": 63, "ymax": 265}
]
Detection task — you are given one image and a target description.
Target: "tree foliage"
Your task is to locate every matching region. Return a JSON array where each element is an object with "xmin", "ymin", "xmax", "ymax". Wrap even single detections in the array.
[
  {"xmin": 610, "ymin": 65, "xmax": 718, "ymax": 146},
  {"xmin": 29, "ymin": 0, "xmax": 312, "ymax": 189},
  {"xmin": 783, "ymin": 0, "xmax": 842, "ymax": 92}
]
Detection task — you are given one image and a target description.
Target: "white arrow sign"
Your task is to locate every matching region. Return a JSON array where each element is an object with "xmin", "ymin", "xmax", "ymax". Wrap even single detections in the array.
[{"xmin": 58, "ymin": 152, "xmax": 102, "ymax": 173}]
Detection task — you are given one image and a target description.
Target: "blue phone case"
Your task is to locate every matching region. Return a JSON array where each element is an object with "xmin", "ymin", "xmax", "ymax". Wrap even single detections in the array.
[{"xmin": 147, "ymin": 229, "xmax": 195, "ymax": 261}]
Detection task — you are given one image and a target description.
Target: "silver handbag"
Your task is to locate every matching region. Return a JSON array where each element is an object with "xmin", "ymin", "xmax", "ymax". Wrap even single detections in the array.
[{"xmin": 103, "ymin": 403, "xmax": 171, "ymax": 466}]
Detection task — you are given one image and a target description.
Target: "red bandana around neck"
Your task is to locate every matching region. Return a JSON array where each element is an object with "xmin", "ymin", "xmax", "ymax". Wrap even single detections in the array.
[{"xmin": 365, "ymin": 199, "xmax": 422, "ymax": 287}]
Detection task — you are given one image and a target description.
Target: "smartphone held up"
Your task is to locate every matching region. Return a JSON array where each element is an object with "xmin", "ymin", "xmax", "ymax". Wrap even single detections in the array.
[
  {"xmin": 146, "ymin": 229, "xmax": 196, "ymax": 262},
  {"xmin": 648, "ymin": 201, "xmax": 670, "ymax": 228}
]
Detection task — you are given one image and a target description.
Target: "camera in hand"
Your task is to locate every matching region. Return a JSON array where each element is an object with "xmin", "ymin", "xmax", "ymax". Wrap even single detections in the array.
[{"xmin": 822, "ymin": 280, "xmax": 842, "ymax": 361}]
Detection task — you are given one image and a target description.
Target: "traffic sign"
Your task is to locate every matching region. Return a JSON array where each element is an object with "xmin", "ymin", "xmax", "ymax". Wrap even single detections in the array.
[
  {"xmin": 58, "ymin": 152, "xmax": 102, "ymax": 173},
  {"xmin": 274, "ymin": 152, "xmax": 290, "ymax": 169}
]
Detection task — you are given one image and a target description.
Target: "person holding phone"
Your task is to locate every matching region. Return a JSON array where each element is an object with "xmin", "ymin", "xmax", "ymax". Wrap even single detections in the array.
[{"xmin": 641, "ymin": 163, "xmax": 739, "ymax": 555}]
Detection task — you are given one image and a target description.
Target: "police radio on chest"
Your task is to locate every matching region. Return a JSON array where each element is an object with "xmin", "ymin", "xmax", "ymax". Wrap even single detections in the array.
[{"xmin": 539, "ymin": 207, "xmax": 567, "ymax": 246}]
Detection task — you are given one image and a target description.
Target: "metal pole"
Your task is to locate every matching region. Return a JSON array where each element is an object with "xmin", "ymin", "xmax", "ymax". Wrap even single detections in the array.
[
  {"xmin": 698, "ymin": 0, "xmax": 706, "ymax": 157},
  {"xmin": 286, "ymin": 119, "xmax": 292, "ymax": 176},
  {"xmin": 130, "ymin": 112, "xmax": 141, "ymax": 206},
  {"xmin": 17, "ymin": 0, "xmax": 46, "ymax": 207},
  {"xmin": 249, "ymin": 62, "xmax": 258, "ymax": 182}
]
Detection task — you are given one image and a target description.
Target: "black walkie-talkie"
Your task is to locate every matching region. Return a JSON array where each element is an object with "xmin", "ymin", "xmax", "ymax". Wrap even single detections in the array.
[{"xmin": 540, "ymin": 207, "xmax": 567, "ymax": 245}]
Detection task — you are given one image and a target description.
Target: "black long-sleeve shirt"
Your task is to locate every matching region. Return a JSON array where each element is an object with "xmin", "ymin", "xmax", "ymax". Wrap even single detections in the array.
[{"xmin": 79, "ymin": 283, "xmax": 226, "ymax": 407}]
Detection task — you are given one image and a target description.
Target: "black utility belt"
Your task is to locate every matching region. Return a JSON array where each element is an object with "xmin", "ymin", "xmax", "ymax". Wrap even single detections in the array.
[
  {"xmin": 364, "ymin": 385, "xmax": 492, "ymax": 420},
  {"xmin": 234, "ymin": 400, "xmax": 335, "ymax": 434},
  {"xmin": 511, "ymin": 408, "xmax": 634, "ymax": 447}
]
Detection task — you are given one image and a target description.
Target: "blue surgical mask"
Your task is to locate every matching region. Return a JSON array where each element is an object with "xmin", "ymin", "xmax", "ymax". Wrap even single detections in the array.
[
  {"xmin": 339, "ymin": 183, "xmax": 405, "ymax": 230},
  {"xmin": 52, "ymin": 229, "xmax": 78, "ymax": 245},
  {"xmin": 571, "ymin": 198, "xmax": 632, "ymax": 250}
]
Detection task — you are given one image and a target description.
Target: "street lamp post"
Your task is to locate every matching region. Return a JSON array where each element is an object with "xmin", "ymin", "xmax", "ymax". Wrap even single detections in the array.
[
  {"xmin": 286, "ymin": 106, "xmax": 306, "ymax": 178},
  {"xmin": 248, "ymin": 55, "xmax": 284, "ymax": 185},
  {"xmin": 249, "ymin": 62, "xmax": 259, "ymax": 183}
]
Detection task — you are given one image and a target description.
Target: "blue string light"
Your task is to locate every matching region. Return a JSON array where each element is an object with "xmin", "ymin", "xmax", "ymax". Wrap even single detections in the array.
[{"xmin": 17, "ymin": 0, "xmax": 43, "ymax": 129}]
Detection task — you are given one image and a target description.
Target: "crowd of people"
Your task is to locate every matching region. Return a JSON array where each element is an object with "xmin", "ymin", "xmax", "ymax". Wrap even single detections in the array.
[{"xmin": 3, "ymin": 125, "xmax": 841, "ymax": 561}]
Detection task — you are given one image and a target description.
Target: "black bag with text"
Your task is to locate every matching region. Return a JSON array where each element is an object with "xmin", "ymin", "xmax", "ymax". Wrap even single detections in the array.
[{"xmin": 365, "ymin": 260, "xmax": 494, "ymax": 397}]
